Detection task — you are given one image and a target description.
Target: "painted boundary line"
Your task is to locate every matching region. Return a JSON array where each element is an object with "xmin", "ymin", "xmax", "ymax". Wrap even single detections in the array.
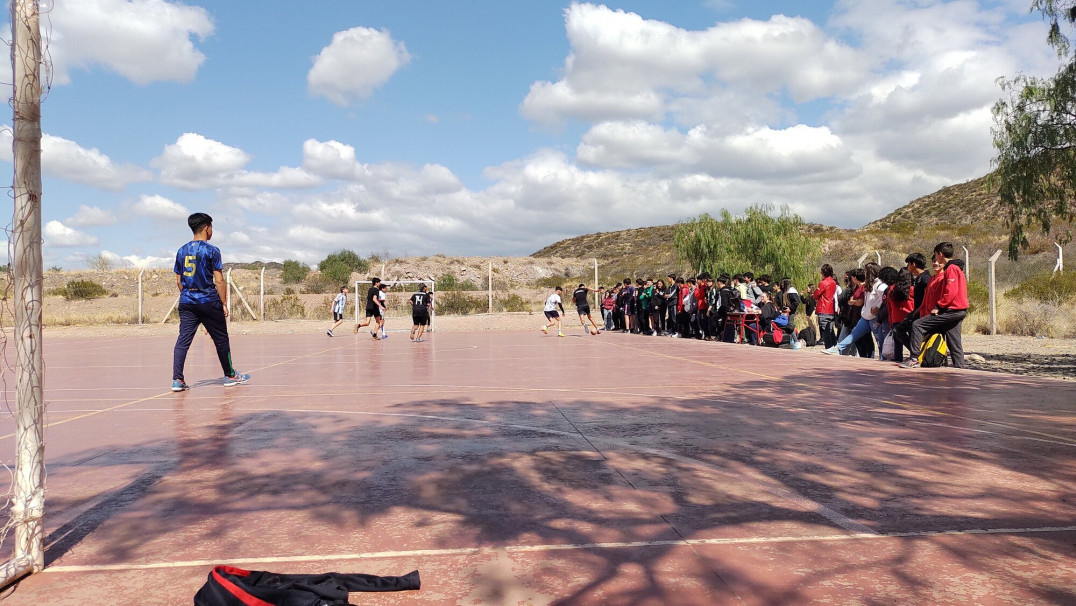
[{"xmin": 44, "ymin": 525, "xmax": 1076, "ymax": 574}]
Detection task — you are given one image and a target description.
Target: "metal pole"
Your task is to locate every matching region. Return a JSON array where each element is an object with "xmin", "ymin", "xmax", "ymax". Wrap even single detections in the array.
[
  {"xmin": 1055, "ymin": 242, "xmax": 1064, "ymax": 274},
  {"xmin": 259, "ymin": 267, "xmax": 265, "ymax": 322},
  {"xmin": 962, "ymin": 246, "xmax": 970, "ymax": 282},
  {"xmin": 5, "ymin": 0, "xmax": 45, "ymax": 583},
  {"xmin": 488, "ymin": 260, "xmax": 492, "ymax": 314},
  {"xmin": 989, "ymin": 250, "xmax": 1002, "ymax": 335},
  {"xmin": 138, "ymin": 268, "xmax": 145, "ymax": 324}
]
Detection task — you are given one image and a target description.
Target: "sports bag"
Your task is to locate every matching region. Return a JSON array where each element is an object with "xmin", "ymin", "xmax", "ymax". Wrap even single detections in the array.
[
  {"xmin": 798, "ymin": 325, "xmax": 817, "ymax": 347},
  {"xmin": 918, "ymin": 333, "xmax": 948, "ymax": 368},
  {"xmin": 194, "ymin": 565, "xmax": 420, "ymax": 606}
]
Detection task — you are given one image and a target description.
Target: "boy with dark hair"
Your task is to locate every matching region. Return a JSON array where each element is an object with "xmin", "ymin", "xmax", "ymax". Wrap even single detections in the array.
[
  {"xmin": 326, "ymin": 286, "xmax": 348, "ymax": 337},
  {"xmin": 572, "ymin": 283, "xmax": 603, "ymax": 335},
  {"xmin": 541, "ymin": 286, "xmax": 566, "ymax": 337},
  {"xmin": 409, "ymin": 284, "xmax": 432, "ymax": 342},
  {"xmin": 901, "ymin": 242, "xmax": 969, "ymax": 368},
  {"xmin": 171, "ymin": 213, "xmax": 250, "ymax": 391},
  {"xmin": 356, "ymin": 277, "xmax": 384, "ymax": 339},
  {"xmin": 813, "ymin": 264, "xmax": 838, "ymax": 348}
]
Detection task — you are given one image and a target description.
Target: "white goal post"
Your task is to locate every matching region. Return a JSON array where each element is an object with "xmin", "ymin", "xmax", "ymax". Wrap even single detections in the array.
[{"xmin": 354, "ymin": 279, "xmax": 436, "ymax": 333}]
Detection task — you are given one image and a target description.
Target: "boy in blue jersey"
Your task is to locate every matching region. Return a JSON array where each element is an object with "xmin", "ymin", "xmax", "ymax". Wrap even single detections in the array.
[{"xmin": 171, "ymin": 213, "xmax": 250, "ymax": 391}]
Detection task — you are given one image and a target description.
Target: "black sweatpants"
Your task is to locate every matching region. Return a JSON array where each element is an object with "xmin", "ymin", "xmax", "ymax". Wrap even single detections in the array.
[
  {"xmin": 173, "ymin": 300, "xmax": 234, "ymax": 381},
  {"xmin": 910, "ymin": 309, "xmax": 967, "ymax": 368}
]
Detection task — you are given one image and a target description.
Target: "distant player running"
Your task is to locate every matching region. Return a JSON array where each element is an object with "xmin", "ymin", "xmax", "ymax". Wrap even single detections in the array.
[
  {"xmin": 355, "ymin": 277, "xmax": 384, "ymax": 339},
  {"xmin": 171, "ymin": 212, "xmax": 250, "ymax": 391},
  {"xmin": 572, "ymin": 283, "xmax": 603, "ymax": 335},
  {"xmin": 409, "ymin": 284, "xmax": 433, "ymax": 342},
  {"xmin": 326, "ymin": 286, "xmax": 348, "ymax": 337},
  {"xmin": 541, "ymin": 286, "xmax": 566, "ymax": 337}
]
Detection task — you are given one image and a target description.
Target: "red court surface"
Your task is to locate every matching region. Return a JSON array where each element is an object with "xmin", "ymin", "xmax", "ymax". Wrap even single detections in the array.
[{"xmin": 1, "ymin": 329, "xmax": 1074, "ymax": 604}]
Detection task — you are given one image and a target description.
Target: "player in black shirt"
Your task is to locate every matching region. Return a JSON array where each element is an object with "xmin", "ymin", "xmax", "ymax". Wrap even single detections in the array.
[
  {"xmin": 409, "ymin": 284, "xmax": 433, "ymax": 342},
  {"xmin": 355, "ymin": 277, "xmax": 384, "ymax": 339},
  {"xmin": 572, "ymin": 283, "xmax": 604, "ymax": 335}
]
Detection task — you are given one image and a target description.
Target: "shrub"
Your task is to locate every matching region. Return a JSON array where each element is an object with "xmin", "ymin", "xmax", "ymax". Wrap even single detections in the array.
[
  {"xmin": 61, "ymin": 279, "xmax": 108, "ymax": 300},
  {"xmin": 436, "ymin": 274, "xmax": 481, "ymax": 291},
  {"xmin": 301, "ymin": 272, "xmax": 337, "ymax": 294},
  {"xmin": 436, "ymin": 291, "xmax": 485, "ymax": 315},
  {"xmin": 497, "ymin": 293, "xmax": 529, "ymax": 312},
  {"xmin": 536, "ymin": 275, "xmax": 578, "ymax": 289},
  {"xmin": 281, "ymin": 259, "xmax": 309, "ymax": 284},
  {"xmin": 999, "ymin": 301, "xmax": 1069, "ymax": 338},
  {"xmin": 86, "ymin": 253, "xmax": 113, "ymax": 272},
  {"xmin": 1004, "ymin": 271, "xmax": 1076, "ymax": 305},
  {"xmin": 966, "ymin": 280, "xmax": 988, "ymax": 314},
  {"xmin": 265, "ymin": 293, "xmax": 306, "ymax": 320},
  {"xmin": 318, "ymin": 259, "xmax": 352, "ymax": 285}
]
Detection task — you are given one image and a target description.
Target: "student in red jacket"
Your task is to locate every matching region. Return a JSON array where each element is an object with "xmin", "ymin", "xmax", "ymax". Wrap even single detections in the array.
[
  {"xmin": 812, "ymin": 264, "xmax": 839, "ymax": 348},
  {"xmin": 901, "ymin": 242, "xmax": 969, "ymax": 369}
]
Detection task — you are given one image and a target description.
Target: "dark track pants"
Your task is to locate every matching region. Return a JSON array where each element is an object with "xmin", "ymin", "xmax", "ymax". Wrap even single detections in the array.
[
  {"xmin": 909, "ymin": 309, "xmax": 967, "ymax": 368},
  {"xmin": 173, "ymin": 301, "xmax": 234, "ymax": 381}
]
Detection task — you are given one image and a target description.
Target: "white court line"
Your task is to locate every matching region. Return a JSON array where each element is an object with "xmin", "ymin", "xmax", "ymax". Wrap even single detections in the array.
[{"xmin": 43, "ymin": 525, "xmax": 1076, "ymax": 574}]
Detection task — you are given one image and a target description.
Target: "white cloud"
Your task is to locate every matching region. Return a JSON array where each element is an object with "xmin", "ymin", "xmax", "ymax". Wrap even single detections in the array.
[
  {"xmin": 48, "ymin": 0, "xmax": 214, "ymax": 85},
  {"xmin": 521, "ymin": 4, "xmax": 866, "ymax": 127},
  {"xmin": 132, "ymin": 194, "xmax": 189, "ymax": 220},
  {"xmin": 308, "ymin": 27, "xmax": 411, "ymax": 106},
  {"xmin": 66, "ymin": 205, "xmax": 118, "ymax": 227},
  {"xmin": 43, "ymin": 220, "xmax": 98, "ymax": 247},
  {"xmin": 152, "ymin": 133, "xmax": 318, "ymax": 190},
  {"xmin": 0, "ymin": 127, "xmax": 151, "ymax": 189},
  {"xmin": 121, "ymin": 254, "xmax": 173, "ymax": 269}
]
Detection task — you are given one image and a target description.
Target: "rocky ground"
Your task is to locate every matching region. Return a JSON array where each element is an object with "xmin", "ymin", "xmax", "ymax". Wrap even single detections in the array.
[{"xmin": 40, "ymin": 315, "xmax": 1076, "ymax": 382}]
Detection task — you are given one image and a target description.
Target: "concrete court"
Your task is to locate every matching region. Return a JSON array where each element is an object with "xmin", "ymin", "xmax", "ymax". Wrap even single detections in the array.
[{"xmin": 0, "ymin": 328, "xmax": 1073, "ymax": 605}]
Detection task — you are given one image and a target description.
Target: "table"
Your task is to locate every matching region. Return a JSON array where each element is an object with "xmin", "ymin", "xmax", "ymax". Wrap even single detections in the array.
[{"xmin": 724, "ymin": 311, "xmax": 761, "ymax": 344}]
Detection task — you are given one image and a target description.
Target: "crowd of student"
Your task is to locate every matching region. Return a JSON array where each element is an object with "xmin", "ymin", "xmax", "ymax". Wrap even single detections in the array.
[{"xmin": 568, "ymin": 241, "xmax": 969, "ymax": 369}]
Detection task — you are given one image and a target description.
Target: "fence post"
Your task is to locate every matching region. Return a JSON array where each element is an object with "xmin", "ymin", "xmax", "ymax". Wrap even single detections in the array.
[
  {"xmin": 260, "ymin": 267, "xmax": 265, "ymax": 322},
  {"xmin": 593, "ymin": 258, "xmax": 599, "ymax": 308},
  {"xmin": 988, "ymin": 249, "xmax": 1002, "ymax": 335},
  {"xmin": 962, "ymin": 246, "xmax": 970, "ymax": 282},
  {"xmin": 1055, "ymin": 242, "xmax": 1064, "ymax": 274},
  {"xmin": 488, "ymin": 260, "xmax": 493, "ymax": 314},
  {"xmin": 857, "ymin": 253, "xmax": 869, "ymax": 267},
  {"xmin": 226, "ymin": 268, "xmax": 232, "ymax": 322},
  {"xmin": 138, "ymin": 268, "xmax": 145, "ymax": 324}
]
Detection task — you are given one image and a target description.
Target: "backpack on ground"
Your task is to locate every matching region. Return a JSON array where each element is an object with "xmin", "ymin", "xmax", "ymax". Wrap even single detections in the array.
[
  {"xmin": 918, "ymin": 333, "xmax": 948, "ymax": 367},
  {"xmin": 799, "ymin": 325, "xmax": 817, "ymax": 347}
]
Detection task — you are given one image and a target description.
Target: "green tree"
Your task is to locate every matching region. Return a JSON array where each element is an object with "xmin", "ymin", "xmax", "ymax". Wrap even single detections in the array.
[
  {"xmin": 318, "ymin": 259, "xmax": 352, "ymax": 285},
  {"xmin": 991, "ymin": 0, "xmax": 1076, "ymax": 259},
  {"xmin": 281, "ymin": 259, "xmax": 309, "ymax": 284},
  {"xmin": 673, "ymin": 204, "xmax": 820, "ymax": 287},
  {"xmin": 318, "ymin": 249, "xmax": 369, "ymax": 280}
]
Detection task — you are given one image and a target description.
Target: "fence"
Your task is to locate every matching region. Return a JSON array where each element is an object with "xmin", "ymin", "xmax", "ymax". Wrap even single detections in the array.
[{"xmin": 822, "ymin": 241, "xmax": 1074, "ymax": 338}]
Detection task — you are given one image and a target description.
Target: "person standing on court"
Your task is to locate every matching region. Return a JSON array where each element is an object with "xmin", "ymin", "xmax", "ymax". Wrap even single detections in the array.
[
  {"xmin": 812, "ymin": 264, "xmax": 838, "ymax": 349},
  {"xmin": 409, "ymin": 284, "xmax": 433, "ymax": 342},
  {"xmin": 171, "ymin": 213, "xmax": 250, "ymax": 391},
  {"xmin": 355, "ymin": 277, "xmax": 383, "ymax": 338}
]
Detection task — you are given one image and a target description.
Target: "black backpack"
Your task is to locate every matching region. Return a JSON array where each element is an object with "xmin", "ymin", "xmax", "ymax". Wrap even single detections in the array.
[{"xmin": 799, "ymin": 325, "xmax": 817, "ymax": 347}]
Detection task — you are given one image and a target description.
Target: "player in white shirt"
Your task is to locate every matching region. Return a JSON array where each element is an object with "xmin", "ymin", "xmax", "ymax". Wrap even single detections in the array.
[
  {"xmin": 326, "ymin": 286, "xmax": 348, "ymax": 337},
  {"xmin": 540, "ymin": 286, "xmax": 566, "ymax": 337}
]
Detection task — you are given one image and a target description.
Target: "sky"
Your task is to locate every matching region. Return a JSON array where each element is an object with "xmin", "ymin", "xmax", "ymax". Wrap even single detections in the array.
[{"xmin": 0, "ymin": 0, "xmax": 1062, "ymax": 269}]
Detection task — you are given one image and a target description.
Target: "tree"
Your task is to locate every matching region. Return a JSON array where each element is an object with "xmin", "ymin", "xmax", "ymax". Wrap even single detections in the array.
[
  {"xmin": 86, "ymin": 253, "xmax": 113, "ymax": 272},
  {"xmin": 281, "ymin": 259, "xmax": 309, "ymax": 284},
  {"xmin": 673, "ymin": 204, "xmax": 821, "ymax": 287},
  {"xmin": 991, "ymin": 0, "xmax": 1076, "ymax": 259},
  {"xmin": 315, "ymin": 250, "xmax": 368, "ymax": 286}
]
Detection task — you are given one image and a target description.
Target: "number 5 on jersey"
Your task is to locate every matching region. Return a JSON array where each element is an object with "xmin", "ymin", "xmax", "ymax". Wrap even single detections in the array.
[{"xmin": 183, "ymin": 255, "xmax": 196, "ymax": 277}]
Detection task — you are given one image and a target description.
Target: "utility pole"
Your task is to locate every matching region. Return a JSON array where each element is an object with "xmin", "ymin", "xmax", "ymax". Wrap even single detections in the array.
[{"xmin": 2, "ymin": 0, "xmax": 46, "ymax": 587}]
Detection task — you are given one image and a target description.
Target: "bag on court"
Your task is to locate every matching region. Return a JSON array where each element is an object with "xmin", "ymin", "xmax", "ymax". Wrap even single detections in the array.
[
  {"xmin": 798, "ymin": 325, "xmax": 817, "ymax": 347},
  {"xmin": 881, "ymin": 332, "xmax": 895, "ymax": 360},
  {"xmin": 194, "ymin": 565, "xmax": 420, "ymax": 606},
  {"xmin": 918, "ymin": 333, "xmax": 948, "ymax": 368}
]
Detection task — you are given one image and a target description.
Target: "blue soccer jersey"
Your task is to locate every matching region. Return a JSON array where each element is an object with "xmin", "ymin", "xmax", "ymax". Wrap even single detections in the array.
[{"xmin": 174, "ymin": 240, "xmax": 223, "ymax": 304}]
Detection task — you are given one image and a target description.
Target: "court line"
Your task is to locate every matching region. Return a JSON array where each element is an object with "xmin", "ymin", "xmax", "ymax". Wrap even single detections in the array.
[{"xmin": 42, "ymin": 524, "xmax": 1076, "ymax": 574}]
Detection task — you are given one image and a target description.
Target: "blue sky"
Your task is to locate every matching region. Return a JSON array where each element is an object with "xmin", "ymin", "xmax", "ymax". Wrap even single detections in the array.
[{"xmin": 0, "ymin": 0, "xmax": 1059, "ymax": 268}]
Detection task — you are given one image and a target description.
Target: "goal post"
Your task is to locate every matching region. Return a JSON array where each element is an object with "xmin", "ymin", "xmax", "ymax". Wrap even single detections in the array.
[{"xmin": 354, "ymin": 279, "xmax": 436, "ymax": 333}]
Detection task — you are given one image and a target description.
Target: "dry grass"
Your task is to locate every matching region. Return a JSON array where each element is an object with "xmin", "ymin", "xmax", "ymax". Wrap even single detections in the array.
[{"xmin": 968, "ymin": 300, "xmax": 1076, "ymax": 339}]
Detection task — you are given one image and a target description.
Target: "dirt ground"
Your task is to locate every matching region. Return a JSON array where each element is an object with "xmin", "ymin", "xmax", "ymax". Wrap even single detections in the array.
[{"xmin": 39, "ymin": 314, "xmax": 1076, "ymax": 382}]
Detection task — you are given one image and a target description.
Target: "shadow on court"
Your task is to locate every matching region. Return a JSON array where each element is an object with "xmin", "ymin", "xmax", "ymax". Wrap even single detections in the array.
[{"xmin": 21, "ymin": 347, "xmax": 1076, "ymax": 605}]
